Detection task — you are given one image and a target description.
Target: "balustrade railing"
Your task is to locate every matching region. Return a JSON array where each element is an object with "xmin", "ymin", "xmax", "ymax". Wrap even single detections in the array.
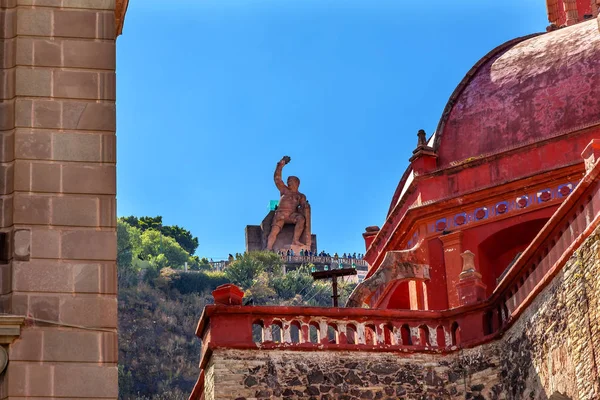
[{"xmin": 280, "ymin": 255, "xmax": 368, "ymax": 268}]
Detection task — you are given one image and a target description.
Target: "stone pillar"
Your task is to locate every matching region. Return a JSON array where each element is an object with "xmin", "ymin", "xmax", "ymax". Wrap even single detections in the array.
[
  {"xmin": 546, "ymin": 0, "xmax": 561, "ymax": 26},
  {"xmin": 439, "ymin": 231, "xmax": 463, "ymax": 309},
  {"xmin": 456, "ymin": 250, "xmax": 487, "ymax": 306},
  {"xmin": 0, "ymin": 1, "xmax": 125, "ymax": 398},
  {"xmin": 563, "ymin": 0, "xmax": 579, "ymax": 25}
]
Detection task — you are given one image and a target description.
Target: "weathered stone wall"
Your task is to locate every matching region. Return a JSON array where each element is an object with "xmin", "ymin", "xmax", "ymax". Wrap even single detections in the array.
[
  {"xmin": 0, "ymin": 0, "xmax": 120, "ymax": 398},
  {"xmin": 203, "ymin": 231, "xmax": 600, "ymax": 400}
]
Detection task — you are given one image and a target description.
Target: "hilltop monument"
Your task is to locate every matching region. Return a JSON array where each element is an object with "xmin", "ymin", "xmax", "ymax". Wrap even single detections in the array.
[{"xmin": 246, "ymin": 156, "xmax": 316, "ymax": 253}]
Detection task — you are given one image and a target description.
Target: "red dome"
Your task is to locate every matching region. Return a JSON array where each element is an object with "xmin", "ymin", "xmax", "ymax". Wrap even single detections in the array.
[{"xmin": 433, "ymin": 20, "xmax": 600, "ymax": 167}]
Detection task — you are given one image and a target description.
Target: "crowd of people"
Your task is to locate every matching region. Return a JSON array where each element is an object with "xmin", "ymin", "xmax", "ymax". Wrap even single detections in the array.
[{"xmin": 276, "ymin": 249, "xmax": 364, "ymax": 259}]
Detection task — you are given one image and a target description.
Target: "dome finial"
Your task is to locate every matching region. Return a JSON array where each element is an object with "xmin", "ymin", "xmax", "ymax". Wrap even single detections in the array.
[{"xmin": 417, "ymin": 129, "xmax": 427, "ymax": 147}]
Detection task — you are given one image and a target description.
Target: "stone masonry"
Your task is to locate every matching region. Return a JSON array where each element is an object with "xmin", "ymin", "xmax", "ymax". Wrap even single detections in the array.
[
  {"xmin": 202, "ymin": 229, "xmax": 600, "ymax": 399},
  {"xmin": 0, "ymin": 0, "xmax": 126, "ymax": 398}
]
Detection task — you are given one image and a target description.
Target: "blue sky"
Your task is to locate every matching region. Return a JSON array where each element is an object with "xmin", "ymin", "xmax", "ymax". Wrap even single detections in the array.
[{"xmin": 116, "ymin": 0, "xmax": 548, "ymax": 259}]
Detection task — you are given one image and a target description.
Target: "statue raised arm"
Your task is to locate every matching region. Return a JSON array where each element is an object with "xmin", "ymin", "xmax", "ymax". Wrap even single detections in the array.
[
  {"xmin": 266, "ymin": 156, "xmax": 310, "ymax": 251},
  {"xmin": 274, "ymin": 156, "xmax": 291, "ymax": 193}
]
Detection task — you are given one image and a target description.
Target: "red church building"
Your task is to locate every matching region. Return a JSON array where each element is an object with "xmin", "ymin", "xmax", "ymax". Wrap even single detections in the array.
[{"xmin": 191, "ymin": 2, "xmax": 600, "ymax": 399}]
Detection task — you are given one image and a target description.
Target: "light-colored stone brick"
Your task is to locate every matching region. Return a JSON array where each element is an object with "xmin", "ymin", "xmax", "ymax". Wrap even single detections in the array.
[
  {"xmin": 54, "ymin": 70, "xmax": 98, "ymax": 99},
  {"xmin": 59, "ymin": 294, "xmax": 117, "ymax": 327},
  {"xmin": 0, "ymin": 67, "xmax": 15, "ymax": 99},
  {"xmin": 63, "ymin": 39, "xmax": 115, "ymax": 69},
  {"xmin": 53, "ymin": 364, "xmax": 118, "ymax": 398},
  {"xmin": 13, "ymin": 193, "xmax": 50, "ymax": 224},
  {"xmin": 13, "ymin": 159, "xmax": 31, "ymax": 191},
  {"xmin": 61, "ymin": 229, "xmax": 116, "ymax": 260},
  {"xmin": 31, "ymin": 162, "xmax": 60, "ymax": 192},
  {"xmin": 0, "ymin": 99, "xmax": 16, "ymax": 130},
  {"xmin": 62, "ymin": 101, "xmax": 115, "ymax": 131},
  {"xmin": 53, "ymin": 9, "xmax": 97, "ymax": 38},
  {"xmin": 13, "ymin": 260, "xmax": 72, "ymax": 292},
  {"xmin": 32, "ymin": 38, "xmax": 61, "ymax": 67},
  {"xmin": 0, "ymin": 8, "xmax": 16, "ymax": 39},
  {"xmin": 14, "ymin": 128, "xmax": 51, "ymax": 160},
  {"xmin": 52, "ymin": 195, "xmax": 98, "ymax": 226},
  {"xmin": 32, "ymin": 100, "xmax": 61, "ymax": 129},
  {"xmin": 16, "ymin": 7, "xmax": 52, "ymax": 36},
  {"xmin": 62, "ymin": 0, "xmax": 115, "ymax": 9},
  {"xmin": 30, "ymin": 228, "xmax": 60, "ymax": 259},
  {"xmin": 62, "ymin": 164, "xmax": 115, "ymax": 194},
  {"xmin": 52, "ymin": 132, "xmax": 101, "ymax": 162},
  {"xmin": 15, "ymin": 67, "xmax": 52, "ymax": 97}
]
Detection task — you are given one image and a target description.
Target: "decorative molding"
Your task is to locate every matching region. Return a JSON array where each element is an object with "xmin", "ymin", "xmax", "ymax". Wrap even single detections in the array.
[
  {"xmin": 0, "ymin": 315, "xmax": 24, "ymax": 345},
  {"xmin": 115, "ymin": 0, "xmax": 129, "ymax": 36}
]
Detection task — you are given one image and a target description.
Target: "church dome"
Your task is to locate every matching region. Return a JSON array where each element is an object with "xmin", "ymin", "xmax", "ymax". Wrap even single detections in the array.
[{"xmin": 432, "ymin": 20, "xmax": 600, "ymax": 168}]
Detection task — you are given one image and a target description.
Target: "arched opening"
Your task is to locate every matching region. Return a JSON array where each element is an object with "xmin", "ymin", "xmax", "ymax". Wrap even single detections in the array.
[
  {"xmin": 436, "ymin": 326, "xmax": 446, "ymax": 348},
  {"xmin": 386, "ymin": 281, "xmax": 411, "ymax": 309},
  {"xmin": 383, "ymin": 323, "xmax": 395, "ymax": 345},
  {"xmin": 401, "ymin": 324, "xmax": 412, "ymax": 346},
  {"xmin": 365, "ymin": 324, "xmax": 377, "ymax": 345},
  {"xmin": 419, "ymin": 325, "xmax": 430, "ymax": 346},
  {"xmin": 346, "ymin": 323, "xmax": 357, "ymax": 345},
  {"xmin": 483, "ymin": 311, "xmax": 494, "ymax": 335},
  {"xmin": 327, "ymin": 323, "xmax": 338, "ymax": 344},
  {"xmin": 271, "ymin": 320, "xmax": 283, "ymax": 343},
  {"xmin": 290, "ymin": 321, "xmax": 302, "ymax": 344},
  {"xmin": 252, "ymin": 320, "xmax": 264, "ymax": 343},
  {"xmin": 478, "ymin": 217, "xmax": 550, "ymax": 290},
  {"xmin": 309, "ymin": 322, "xmax": 319, "ymax": 344},
  {"xmin": 451, "ymin": 322, "xmax": 460, "ymax": 346}
]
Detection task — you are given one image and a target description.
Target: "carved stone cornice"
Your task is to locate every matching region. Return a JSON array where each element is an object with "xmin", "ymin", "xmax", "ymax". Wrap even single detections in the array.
[
  {"xmin": 0, "ymin": 315, "xmax": 24, "ymax": 344},
  {"xmin": 115, "ymin": 0, "xmax": 129, "ymax": 36}
]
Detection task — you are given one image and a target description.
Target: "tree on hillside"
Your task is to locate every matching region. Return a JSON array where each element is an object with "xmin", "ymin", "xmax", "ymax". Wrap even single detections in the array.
[
  {"xmin": 120, "ymin": 216, "xmax": 199, "ymax": 255},
  {"xmin": 140, "ymin": 229, "xmax": 190, "ymax": 270},
  {"xmin": 117, "ymin": 220, "xmax": 142, "ymax": 287}
]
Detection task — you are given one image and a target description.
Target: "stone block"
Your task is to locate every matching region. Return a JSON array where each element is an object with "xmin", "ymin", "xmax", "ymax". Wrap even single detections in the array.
[
  {"xmin": 43, "ymin": 330, "xmax": 117, "ymax": 362},
  {"xmin": 99, "ymin": 71, "xmax": 116, "ymax": 100},
  {"xmin": 52, "ymin": 195, "xmax": 98, "ymax": 226},
  {"xmin": 14, "ymin": 129, "xmax": 52, "ymax": 160},
  {"xmin": 0, "ymin": 130, "xmax": 15, "ymax": 163},
  {"xmin": 98, "ymin": 196, "xmax": 116, "ymax": 227},
  {"xmin": 13, "ymin": 260, "xmax": 73, "ymax": 292},
  {"xmin": 17, "ymin": 0, "xmax": 61, "ymax": 5},
  {"xmin": 15, "ymin": 68, "xmax": 51, "ymax": 97},
  {"xmin": 63, "ymin": 39, "xmax": 115, "ymax": 69},
  {"xmin": 0, "ymin": 263, "xmax": 11, "ymax": 294},
  {"xmin": 0, "ymin": 67, "xmax": 15, "ymax": 100},
  {"xmin": 101, "ymin": 133, "xmax": 116, "ymax": 162},
  {"xmin": 98, "ymin": 10, "xmax": 116, "ymax": 39},
  {"xmin": 8, "ymin": 328, "xmax": 43, "ymax": 361},
  {"xmin": 29, "ymin": 295, "xmax": 59, "ymax": 321},
  {"xmin": 72, "ymin": 262, "xmax": 117, "ymax": 294},
  {"xmin": 0, "ymin": 37, "xmax": 15, "ymax": 69},
  {"xmin": 53, "ymin": 132, "xmax": 101, "ymax": 162},
  {"xmin": 62, "ymin": 164, "xmax": 115, "ymax": 194},
  {"xmin": 13, "ymin": 160, "xmax": 31, "ymax": 191},
  {"xmin": 16, "ymin": 7, "xmax": 51, "ymax": 36},
  {"xmin": 61, "ymin": 0, "xmax": 116, "ymax": 9},
  {"xmin": 32, "ymin": 38, "xmax": 61, "ymax": 67},
  {"xmin": 32, "ymin": 100, "xmax": 61, "ymax": 129},
  {"xmin": 0, "ymin": 195, "xmax": 13, "ymax": 227},
  {"xmin": 13, "ymin": 193, "xmax": 51, "ymax": 225},
  {"xmin": 30, "ymin": 228, "xmax": 60, "ymax": 259},
  {"xmin": 54, "ymin": 70, "xmax": 99, "ymax": 100},
  {"xmin": 53, "ymin": 364, "xmax": 118, "ymax": 398},
  {"xmin": 6, "ymin": 362, "xmax": 53, "ymax": 397},
  {"xmin": 61, "ymin": 229, "xmax": 116, "ymax": 260},
  {"xmin": 13, "ymin": 228, "xmax": 30, "ymax": 261},
  {"xmin": 0, "ymin": 100, "xmax": 15, "ymax": 130},
  {"xmin": 59, "ymin": 294, "xmax": 117, "ymax": 327},
  {"xmin": 31, "ymin": 162, "xmax": 60, "ymax": 192},
  {"xmin": 62, "ymin": 101, "xmax": 115, "ymax": 131},
  {"xmin": 0, "ymin": 163, "xmax": 13, "ymax": 194},
  {"xmin": 0, "ymin": 8, "xmax": 16, "ymax": 39},
  {"xmin": 15, "ymin": 37, "xmax": 33, "ymax": 66},
  {"xmin": 53, "ymin": 9, "xmax": 97, "ymax": 38}
]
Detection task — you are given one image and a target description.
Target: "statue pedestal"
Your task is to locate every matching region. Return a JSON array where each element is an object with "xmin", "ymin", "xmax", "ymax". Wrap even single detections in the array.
[{"xmin": 245, "ymin": 210, "xmax": 317, "ymax": 254}]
